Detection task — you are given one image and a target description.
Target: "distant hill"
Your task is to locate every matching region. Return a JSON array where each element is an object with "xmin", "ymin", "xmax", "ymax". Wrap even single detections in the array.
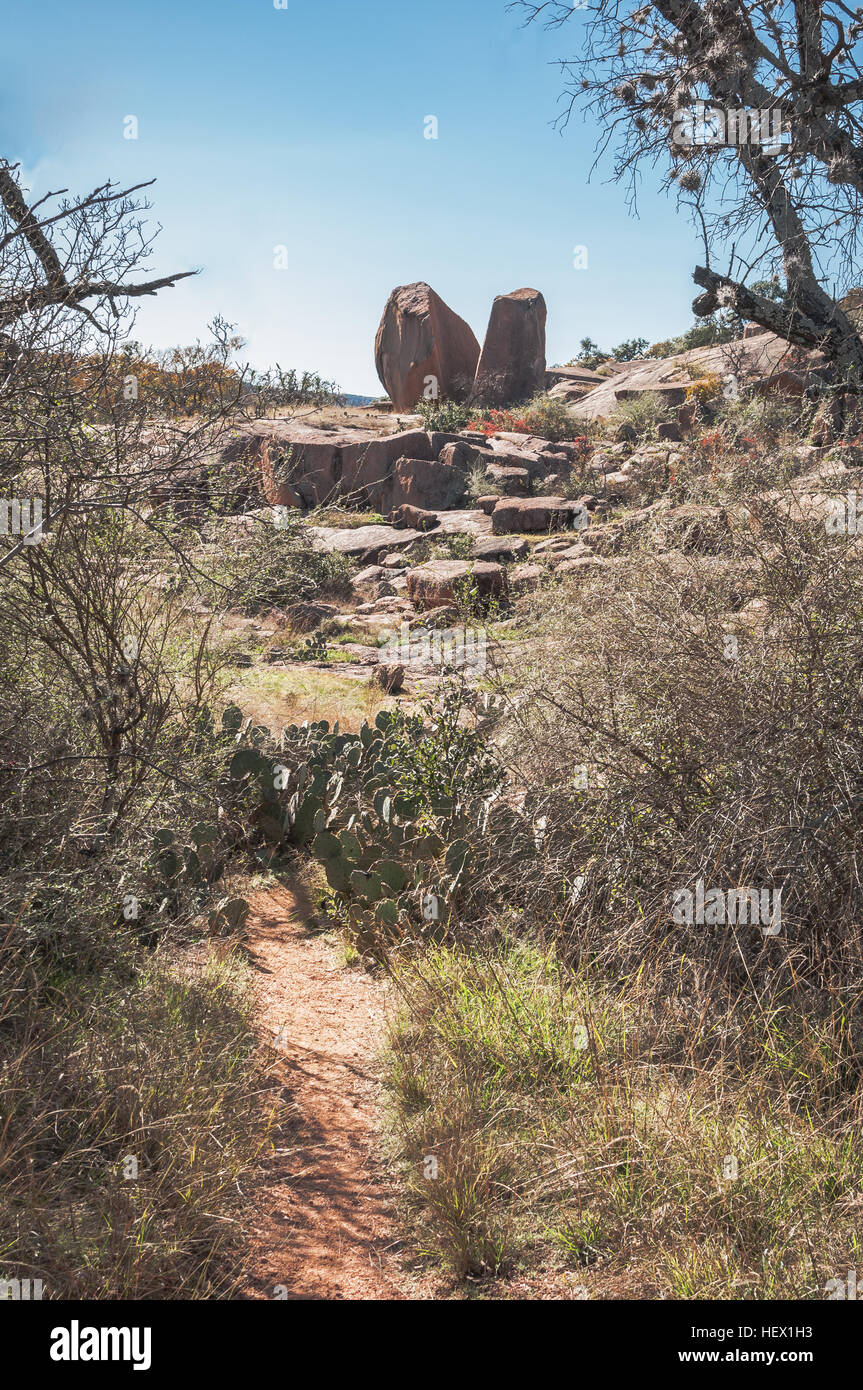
[{"xmin": 336, "ymin": 392, "xmax": 378, "ymax": 407}]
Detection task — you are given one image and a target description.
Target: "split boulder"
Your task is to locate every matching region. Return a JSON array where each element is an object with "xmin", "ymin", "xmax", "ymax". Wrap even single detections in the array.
[
  {"xmin": 472, "ymin": 288, "xmax": 547, "ymax": 407},
  {"xmin": 374, "ymin": 282, "xmax": 480, "ymax": 411}
]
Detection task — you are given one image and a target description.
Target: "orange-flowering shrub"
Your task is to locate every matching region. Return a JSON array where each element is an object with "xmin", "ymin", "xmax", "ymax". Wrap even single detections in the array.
[
  {"xmin": 465, "ymin": 402, "xmax": 591, "ymax": 451},
  {"xmin": 466, "ymin": 409, "xmax": 532, "ymax": 436},
  {"xmin": 697, "ymin": 429, "xmax": 725, "ymax": 457},
  {"xmin": 60, "ymin": 344, "xmax": 335, "ymax": 422}
]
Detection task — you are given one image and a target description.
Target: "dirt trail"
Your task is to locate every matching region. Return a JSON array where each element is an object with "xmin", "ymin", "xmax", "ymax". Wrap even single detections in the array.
[{"xmin": 239, "ymin": 883, "xmax": 407, "ymax": 1300}]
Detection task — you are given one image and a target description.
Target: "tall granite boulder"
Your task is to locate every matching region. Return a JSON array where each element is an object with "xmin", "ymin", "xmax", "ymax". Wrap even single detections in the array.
[
  {"xmin": 472, "ymin": 288, "xmax": 547, "ymax": 407},
  {"xmin": 374, "ymin": 282, "xmax": 480, "ymax": 411}
]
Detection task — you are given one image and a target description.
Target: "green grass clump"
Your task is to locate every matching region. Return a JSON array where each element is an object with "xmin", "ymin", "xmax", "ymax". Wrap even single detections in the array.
[{"xmin": 387, "ymin": 934, "xmax": 863, "ymax": 1297}]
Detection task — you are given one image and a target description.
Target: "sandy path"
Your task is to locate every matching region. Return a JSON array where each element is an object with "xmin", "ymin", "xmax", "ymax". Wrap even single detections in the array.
[{"xmin": 239, "ymin": 883, "xmax": 406, "ymax": 1300}]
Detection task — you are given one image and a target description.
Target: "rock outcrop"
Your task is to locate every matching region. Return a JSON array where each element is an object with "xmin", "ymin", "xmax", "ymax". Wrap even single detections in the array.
[
  {"xmin": 308, "ymin": 523, "xmax": 427, "ymax": 564},
  {"xmin": 232, "ymin": 422, "xmax": 434, "ymax": 510},
  {"xmin": 391, "ymin": 503, "xmax": 440, "ymax": 531},
  {"xmin": 545, "ymin": 364, "xmax": 606, "ymax": 401},
  {"xmin": 569, "ymin": 333, "xmax": 829, "ymax": 421},
  {"xmin": 471, "ymin": 535, "xmax": 529, "ymax": 562},
  {"xmin": 472, "ymin": 288, "xmax": 547, "ymax": 407},
  {"xmin": 374, "ymin": 282, "xmax": 480, "ymax": 411},
  {"xmin": 484, "ymin": 464, "xmax": 530, "ymax": 496}
]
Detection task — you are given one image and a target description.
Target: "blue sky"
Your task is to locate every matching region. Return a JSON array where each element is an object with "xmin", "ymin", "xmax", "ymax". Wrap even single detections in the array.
[{"xmin": 1, "ymin": 0, "xmax": 703, "ymax": 395}]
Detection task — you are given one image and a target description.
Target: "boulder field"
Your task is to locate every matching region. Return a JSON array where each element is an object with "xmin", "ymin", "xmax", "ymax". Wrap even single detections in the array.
[{"xmin": 230, "ymin": 420, "xmax": 584, "ymax": 518}]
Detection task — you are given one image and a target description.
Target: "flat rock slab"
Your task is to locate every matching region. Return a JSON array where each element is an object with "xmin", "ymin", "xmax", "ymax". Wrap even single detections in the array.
[
  {"xmin": 406, "ymin": 558, "xmax": 504, "ymax": 609},
  {"xmin": 549, "ymin": 544, "xmax": 586, "ymax": 563},
  {"xmin": 484, "ymin": 442, "xmax": 569, "ymax": 479},
  {"xmin": 352, "ymin": 564, "xmax": 386, "ymax": 587},
  {"xmin": 309, "ymin": 524, "xmax": 425, "ymax": 563},
  {"xmin": 533, "ymin": 537, "xmax": 576, "ymax": 555},
  {"xmin": 471, "ymin": 535, "xmax": 529, "ymax": 562},
  {"xmin": 336, "ymin": 642, "xmax": 384, "ymax": 662},
  {"xmin": 431, "ymin": 509, "xmax": 493, "ymax": 537},
  {"xmin": 508, "ymin": 562, "xmax": 544, "ymax": 590},
  {"xmin": 491, "ymin": 496, "xmax": 584, "ymax": 535},
  {"xmin": 545, "ymin": 365, "xmax": 606, "ymax": 389}
]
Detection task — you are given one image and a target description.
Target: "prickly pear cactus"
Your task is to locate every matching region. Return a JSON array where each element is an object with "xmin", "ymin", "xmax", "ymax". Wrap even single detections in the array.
[{"xmin": 192, "ymin": 686, "xmax": 505, "ymax": 950}]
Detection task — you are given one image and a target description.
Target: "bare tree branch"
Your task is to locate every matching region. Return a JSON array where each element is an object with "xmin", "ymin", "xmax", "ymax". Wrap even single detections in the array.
[{"xmin": 0, "ymin": 162, "xmax": 197, "ymax": 331}]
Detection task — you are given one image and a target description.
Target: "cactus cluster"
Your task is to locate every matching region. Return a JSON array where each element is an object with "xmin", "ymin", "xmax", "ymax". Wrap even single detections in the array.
[
  {"xmin": 313, "ymin": 776, "xmax": 475, "ymax": 946},
  {"xmin": 149, "ymin": 818, "xmax": 245, "ymax": 926},
  {"xmin": 293, "ymin": 632, "xmax": 328, "ymax": 662},
  {"xmin": 149, "ymin": 694, "xmax": 493, "ymax": 949},
  {"xmin": 223, "ymin": 701, "xmax": 480, "ymax": 946}
]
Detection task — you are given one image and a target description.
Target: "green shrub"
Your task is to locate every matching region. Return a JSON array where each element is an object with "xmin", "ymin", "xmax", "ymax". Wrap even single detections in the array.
[
  {"xmin": 415, "ymin": 397, "xmax": 473, "ymax": 432},
  {"xmin": 465, "ymin": 462, "xmax": 499, "ymax": 505},
  {"xmin": 487, "ymin": 516, "xmax": 863, "ymax": 1039},
  {"xmin": 605, "ymin": 390, "xmax": 672, "ymax": 438},
  {"xmin": 387, "ymin": 930, "xmax": 859, "ymax": 1296},
  {"xmin": 714, "ymin": 392, "xmax": 811, "ymax": 444},
  {"xmin": 199, "ymin": 515, "xmax": 355, "ymax": 614},
  {"xmin": 519, "ymin": 393, "xmax": 576, "ymax": 442},
  {"xmin": 382, "ymin": 510, "xmax": 863, "ymax": 1294}
]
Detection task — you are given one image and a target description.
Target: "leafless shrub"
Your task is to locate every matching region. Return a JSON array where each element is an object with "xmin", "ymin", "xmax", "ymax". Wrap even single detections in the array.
[{"xmin": 464, "ymin": 514, "xmax": 863, "ymax": 1075}]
